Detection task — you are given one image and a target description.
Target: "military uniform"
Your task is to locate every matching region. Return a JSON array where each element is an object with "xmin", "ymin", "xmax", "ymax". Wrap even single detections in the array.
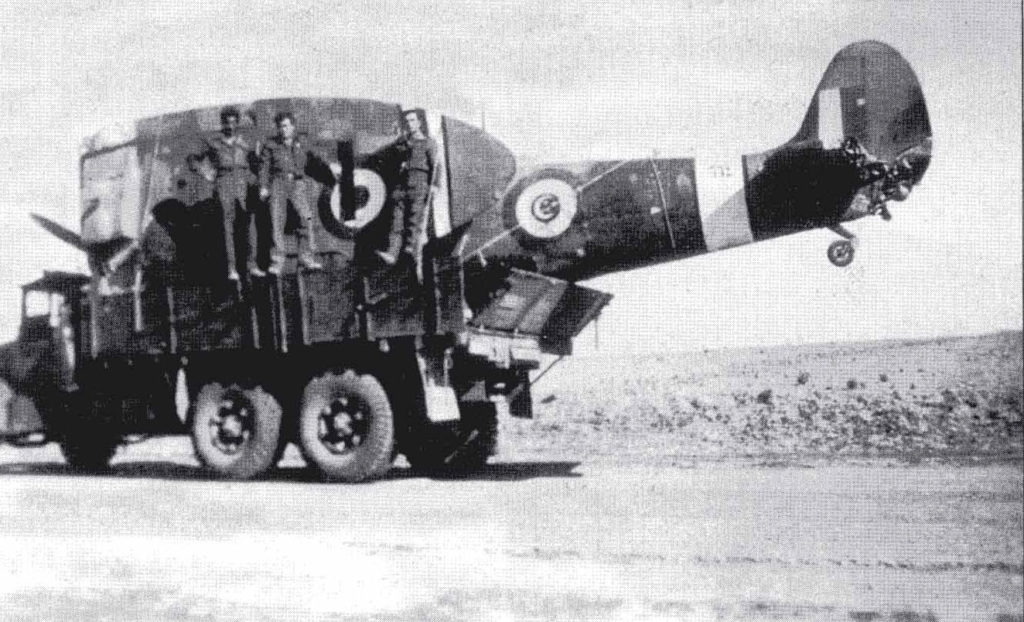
[
  {"xmin": 385, "ymin": 135, "xmax": 440, "ymax": 262},
  {"xmin": 258, "ymin": 135, "xmax": 321, "ymax": 270},
  {"xmin": 202, "ymin": 134, "xmax": 257, "ymax": 276}
]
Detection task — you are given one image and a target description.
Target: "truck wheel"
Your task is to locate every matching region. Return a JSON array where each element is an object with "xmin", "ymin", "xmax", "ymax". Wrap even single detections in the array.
[
  {"xmin": 191, "ymin": 382, "xmax": 282, "ymax": 480},
  {"xmin": 59, "ymin": 431, "xmax": 119, "ymax": 472},
  {"xmin": 298, "ymin": 371, "xmax": 395, "ymax": 482},
  {"xmin": 405, "ymin": 402, "xmax": 498, "ymax": 474}
]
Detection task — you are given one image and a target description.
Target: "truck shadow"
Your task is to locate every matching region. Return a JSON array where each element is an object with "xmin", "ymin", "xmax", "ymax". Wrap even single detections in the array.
[{"xmin": 0, "ymin": 460, "xmax": 583, "ymax": 483}]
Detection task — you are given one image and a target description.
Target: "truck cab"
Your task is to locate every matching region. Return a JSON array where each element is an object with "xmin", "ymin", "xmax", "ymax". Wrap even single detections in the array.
[{"xmin": 0, "ymin": 271, "xmax": 89, "ymax": 440}]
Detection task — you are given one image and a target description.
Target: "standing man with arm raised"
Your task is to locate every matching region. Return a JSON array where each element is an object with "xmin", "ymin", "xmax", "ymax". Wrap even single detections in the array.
[{"xmin": 377, "ymin": 109, "xmax": 442, "ymax": 268}]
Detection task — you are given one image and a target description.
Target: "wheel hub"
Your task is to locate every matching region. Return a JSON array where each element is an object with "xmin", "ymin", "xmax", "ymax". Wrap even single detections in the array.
[
  {"xmin": 318, "ymin": 395, "xmax": 368, "ymax": 455},
  {"xmin": 210, "ymin": 396, "xmax": 253, "ymax": 455}
]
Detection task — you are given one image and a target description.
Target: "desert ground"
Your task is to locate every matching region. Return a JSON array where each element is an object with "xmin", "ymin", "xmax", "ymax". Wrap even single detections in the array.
[{"xmin": 0, "ymin": 331, "xmax": 1021, "ymax": 621}]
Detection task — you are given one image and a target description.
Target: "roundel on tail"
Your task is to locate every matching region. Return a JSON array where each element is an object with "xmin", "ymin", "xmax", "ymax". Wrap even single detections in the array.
[{"xmin": 504, "ymin": 169, "xmax": 581, "ymax": 242}]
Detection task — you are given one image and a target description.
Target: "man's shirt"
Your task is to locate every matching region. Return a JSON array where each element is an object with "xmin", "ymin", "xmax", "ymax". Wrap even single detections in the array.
[
  {"xmin": 202, "ymin": 134, "xmax": 254, "ymax": 176},
  {"xmin": 259, "ymin": 136, "xmax": 312, "ymax": 188}
]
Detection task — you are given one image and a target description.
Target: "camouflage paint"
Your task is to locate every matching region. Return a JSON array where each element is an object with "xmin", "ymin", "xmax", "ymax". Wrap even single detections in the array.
[{"xmin": 73, "ymin": 41, "xmax": 930, "ymax": 288}]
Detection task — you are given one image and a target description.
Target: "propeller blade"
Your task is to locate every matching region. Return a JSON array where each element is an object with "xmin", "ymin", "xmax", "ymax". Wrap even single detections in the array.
[{"xmin": 30, "ymin": 213, "xmax": 87, "ymax": 252}]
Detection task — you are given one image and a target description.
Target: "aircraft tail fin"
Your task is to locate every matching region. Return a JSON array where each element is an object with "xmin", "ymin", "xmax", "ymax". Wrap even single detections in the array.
[
  {"xmin": 741, "ymin": 41, "xmax": 933, "ymax": 242},
  {"xmin": 792, "ymin": 40, "xmax": 932, "ymax": 172}
]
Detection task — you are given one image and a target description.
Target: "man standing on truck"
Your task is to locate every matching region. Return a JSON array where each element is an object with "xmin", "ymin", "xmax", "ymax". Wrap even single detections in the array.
[
  {"xmin": 377, "ymin": 109, "xmax": 442, "ymax": 269},
  {"xmin": 258, "ymin": 112, "xmax": 340, "ymax": 275},
  {"xmin": 199, "ymin": 106, "xmax": 260, "ymax": 281}
]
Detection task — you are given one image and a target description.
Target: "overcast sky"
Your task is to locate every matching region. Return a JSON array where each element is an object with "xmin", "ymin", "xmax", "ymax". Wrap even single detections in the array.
[{"xmin": 1, "ymin": 0, "xmax": 1020, "ymax": 352}]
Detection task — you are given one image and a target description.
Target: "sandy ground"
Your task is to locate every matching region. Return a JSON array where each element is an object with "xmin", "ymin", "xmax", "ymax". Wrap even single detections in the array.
[
  {"xmin": 504, "ymin": 331, "xmax": 1022, "ymax": 464},
  {"xmin": 0, "ymin": 331, "xmax": 1021, "ymax": 621}
]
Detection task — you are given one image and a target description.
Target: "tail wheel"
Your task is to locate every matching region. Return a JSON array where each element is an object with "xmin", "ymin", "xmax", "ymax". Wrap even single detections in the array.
[
  {"xmin": 827, "ymin": 239, "xmax": 855, "ymax": 267},
  {"xmin": 404, "ymin": 402, "xmax": 498, "ymax": 474},
  {"xmin": 191, "ymin": 382, "xmax": 282, "ymax": 480},
  {"xmin": 298, "ymin": 371, "xmax": 395, "ymax": 482}
]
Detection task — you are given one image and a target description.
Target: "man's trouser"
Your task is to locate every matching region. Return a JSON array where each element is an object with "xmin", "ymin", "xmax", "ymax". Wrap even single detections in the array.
[
  {"xmin": 387, "ymin": 170, "xmax": 430, "ymax": 260},
  {"xmin": 216, "ymin": 174, "xmax": 258, "ymax": 274},
  {"xmin": 268, "ymin": 176, "xmax": 317, "ymax": 267}
]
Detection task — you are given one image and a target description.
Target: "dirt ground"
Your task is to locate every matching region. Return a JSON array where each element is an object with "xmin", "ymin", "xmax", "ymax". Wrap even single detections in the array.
[
  {"xmin": 502, "ymin": 330, "xmax": 1022, "ymax": 465},
  {"xmin": 0, "ymin": 330, "xmax": 1021, "ymax": 621}
]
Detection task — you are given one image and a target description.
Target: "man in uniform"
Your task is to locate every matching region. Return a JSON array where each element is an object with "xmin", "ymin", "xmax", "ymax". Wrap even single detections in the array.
[
  {"xmin": 200, "ymin": 106, "xmax": 260, "ymax": 280},
  {"xmin": 377, "ymin": 109, "xmax": 442, "ymax": 267},
  {"xmin": 258, "ymin": 112, "xmax": 337, "ymax": 274}
]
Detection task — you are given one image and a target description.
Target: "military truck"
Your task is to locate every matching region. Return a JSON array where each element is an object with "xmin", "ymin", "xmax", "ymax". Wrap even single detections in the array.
[{"xmin": 0, "ymin": 98, "xmax": 612, "ymax": 481}]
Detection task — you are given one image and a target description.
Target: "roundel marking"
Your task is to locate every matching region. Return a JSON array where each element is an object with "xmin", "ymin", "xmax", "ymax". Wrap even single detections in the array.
[
  {"xmin": 325, "ymin": 167, "xmax": 387, "ymax": 234},
  {"xmin": 513, "ymin": 177, "xmax": 578, "ymax": 239}
]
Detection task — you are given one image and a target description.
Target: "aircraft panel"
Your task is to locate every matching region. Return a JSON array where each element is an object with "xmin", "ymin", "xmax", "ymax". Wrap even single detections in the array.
[
  {"xmin": 443, "ymin": 116, "xmax": 517, "ymax": 228},
  {"xmin": 699, "ymin": 187, "xmax": 754, "ymax": 252},
  {"xmin": 469, "ymin": 270, "xmax": 568, "ymax": 336},
  {"xmin": 468, "ymin": 157, "xmax": 703, "ymax": 281},
  {"xmin": 80, "ymin": 145, "xmax": 142, "ymax": 244}
]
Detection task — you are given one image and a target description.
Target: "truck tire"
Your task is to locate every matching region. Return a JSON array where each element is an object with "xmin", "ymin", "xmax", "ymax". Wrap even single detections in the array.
[
  {"xmin": 298, "ymin": 371, "xmax": 394, "ymax": 482},
  {"xmin": 405, "ymin": 402, "xmax": 498, "ymax": 474},
  {"xmin": 191, "ymin": 382, "xmax": 282, "ymax": 480},
  {"xmin": 59, "ymin": 431, "xmax": 119, "ymax": 472}
]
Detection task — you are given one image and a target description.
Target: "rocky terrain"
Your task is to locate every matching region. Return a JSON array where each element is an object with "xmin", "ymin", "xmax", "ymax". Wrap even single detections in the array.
[{"xmin": 500, "ymin": 330, "xmax": 1023, "ymax": 465}]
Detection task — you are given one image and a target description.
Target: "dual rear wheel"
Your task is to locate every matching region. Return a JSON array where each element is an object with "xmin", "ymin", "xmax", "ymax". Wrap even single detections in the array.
[{"xmin": 190, "ymin": 372, "xmax": 395, "ymax": 482}]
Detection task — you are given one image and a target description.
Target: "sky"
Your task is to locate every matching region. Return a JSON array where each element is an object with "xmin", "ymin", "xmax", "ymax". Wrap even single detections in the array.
[{"xmin": 0, "ymin": 0, "xmax": 1020, "ymax": 353}]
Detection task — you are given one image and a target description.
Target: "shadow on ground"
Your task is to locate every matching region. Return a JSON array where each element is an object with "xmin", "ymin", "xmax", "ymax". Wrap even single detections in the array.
[{"xmin": 0, "ymin": 459, "xmax": 583, "ymax": 484}]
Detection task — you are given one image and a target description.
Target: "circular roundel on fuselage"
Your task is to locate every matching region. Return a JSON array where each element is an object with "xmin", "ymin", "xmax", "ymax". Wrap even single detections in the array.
[
  {"xmin": 320, "ymin": 167, "xmax": 388, "ymax": 239},
  {"xmin": 504, "ymin": 168, "xmax": 580, "ymax": 242}
]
